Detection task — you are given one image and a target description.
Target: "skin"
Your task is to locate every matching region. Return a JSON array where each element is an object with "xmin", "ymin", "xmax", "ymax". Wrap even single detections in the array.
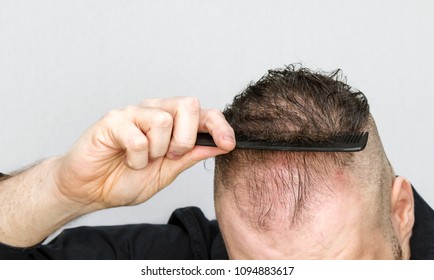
[
  {"xmin": 0, "ymin": 97, "xmax": 415, "ymax": 260},
  {"xmin": 0, "ymin": 97, "xmax": 236, "ymax": 247},
  {"xmin": 216, "ymin": 175, "xmax": 415, "ymax": 259}
]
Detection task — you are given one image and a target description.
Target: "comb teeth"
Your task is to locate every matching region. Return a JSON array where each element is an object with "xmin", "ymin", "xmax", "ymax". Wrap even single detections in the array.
[
  {"xmin": 342, "ymin": 134, "xmax": 356, "ymax": 143},
  {"xmin": 333, "ymin": 132, "xmax": 364, "ymax": 144},
  {"xmin": 195, "ymin": 132, "xmax": 369, "ymax": 152}
]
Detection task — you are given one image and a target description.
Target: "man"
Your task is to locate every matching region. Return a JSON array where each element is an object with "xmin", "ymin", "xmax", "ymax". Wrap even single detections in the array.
[{"xmin": 0, "ymin": 65, "xmax": 433, "ymax": 259}]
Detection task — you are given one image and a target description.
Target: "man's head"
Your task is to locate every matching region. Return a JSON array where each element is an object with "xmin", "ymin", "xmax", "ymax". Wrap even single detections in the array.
[{"xmin": 214, "ymin": 65, "xmax": 414, "ymax": 259}]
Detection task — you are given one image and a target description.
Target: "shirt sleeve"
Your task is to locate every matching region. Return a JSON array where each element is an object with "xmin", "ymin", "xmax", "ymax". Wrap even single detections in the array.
[{"xmin": 0, "ymin": 206, "xmax": 220, "ymax": 260}]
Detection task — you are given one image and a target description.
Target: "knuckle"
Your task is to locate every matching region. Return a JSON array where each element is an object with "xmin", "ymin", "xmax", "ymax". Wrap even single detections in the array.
[
  {"xmin": 202, "ymin": 109, "xmax": 224, "ymax": 128},
  {"xmin": 128, "ymin": 137, "xmax": 148, "ymax": 152},
  {"xmin": 140, "ymin": 98, "xmax": 160, "ymax": 108},
  {"xmin": 102, "ymin": 109, "xmax": 123, "ymax": 123},
  {"xmin": 180, "ymin": 97, "xmax": 201, "ymax": 112},
  {"xmin": 154, "ymin": 111, "xmax": 173, "ymax": 129},
  {"xmin": 123, "ymin": 105, "xmax": 138, "ymax": 115},
  {"xmin": 150, "ymin": 150, "xmax": 166, "ymax": 159},
  {"xmin": 103, "ymin": 106, "xmax": 140, "ymax": 124},
  {"xmin": 174, "ymin": 142, "xmax": 195, "ymax": 151},
  {"xmin": 171, "ymin": 135, "xmax": 195, "ymax": 151}
]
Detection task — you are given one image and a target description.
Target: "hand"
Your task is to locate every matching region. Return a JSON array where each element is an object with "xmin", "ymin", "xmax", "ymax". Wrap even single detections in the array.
[{"xmin": 54, "ymin": 97, "xmax": 235, "ymax": 209}]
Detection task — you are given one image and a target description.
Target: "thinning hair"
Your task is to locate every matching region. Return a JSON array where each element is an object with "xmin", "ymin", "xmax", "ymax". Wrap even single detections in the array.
[{"xmin": 214, "ymin": 65, "xmax": 393, "ymax": 232}]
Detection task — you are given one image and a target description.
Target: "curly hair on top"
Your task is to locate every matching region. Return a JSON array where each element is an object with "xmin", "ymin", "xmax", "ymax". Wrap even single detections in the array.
[{"xmin": 214, "ymin": 64, "xmax": 370, "ymax": 232}]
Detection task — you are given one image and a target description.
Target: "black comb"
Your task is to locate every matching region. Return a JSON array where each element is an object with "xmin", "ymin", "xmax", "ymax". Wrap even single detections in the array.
[{"xmin": 195, "ymin": 132, "xmax": 369, "ymax": 152}]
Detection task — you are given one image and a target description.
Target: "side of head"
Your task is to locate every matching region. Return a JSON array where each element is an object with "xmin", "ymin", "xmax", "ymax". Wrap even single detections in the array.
[{"xmin": 214, "ymin": 65, "xmax": 414, "ymax": 259}]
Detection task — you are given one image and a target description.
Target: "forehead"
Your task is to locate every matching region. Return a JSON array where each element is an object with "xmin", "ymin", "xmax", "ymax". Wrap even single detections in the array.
[
  {"xmin": 217, "ymin": 164, "xmax": 357, "ymax": 229},
  {"xmin": 216, "ymin": 179, "xmax": 389, "ymax": 259},
  {"xmin": 214, "ymin": 147, "xmax": 364, "ymax": 231}
]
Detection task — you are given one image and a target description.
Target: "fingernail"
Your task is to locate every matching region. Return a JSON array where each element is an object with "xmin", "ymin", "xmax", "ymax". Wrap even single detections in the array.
[
  {"xmin": 224, "ymin": 134, "xmax": 235, "ymax": 144},
  {"xmin": 167, "ymin": 152, "xmax": 182, "ymax": 160}
]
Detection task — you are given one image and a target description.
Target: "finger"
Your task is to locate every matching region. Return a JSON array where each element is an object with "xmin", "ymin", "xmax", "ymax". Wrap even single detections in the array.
[
  {"xmin": 198, "ymin": 109, "xmax": 236, "ymax": 152},
  {"xmin": 141, "ymin": 97, "xmax": 201, "ymax": 160},
  {"xmin": 133, "ymin": 108, "xmax": 174, "ymax": 160},
  {"xmin": 167, "ymin": 97, "xmax": 201, "ymax": 159},
  {"xmin": 162, "ymin": 109, "xmax": 236, "ymax": 177},
  {"xmin": 111, "ymin": 120, "xmax": 149, "ymax": 170},
  {"xmin": 163, "ymin": 146, "xmax": 231, "ymax": 180},
  {"xmin": 108, "ymin": 106, "xmax": 174, "ymax": 169}
]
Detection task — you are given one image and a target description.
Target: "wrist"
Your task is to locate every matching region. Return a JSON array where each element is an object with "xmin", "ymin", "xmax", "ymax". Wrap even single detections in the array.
[{"xmin": 49, "ymin": 157, "xmax": 102, "ymax": 218}]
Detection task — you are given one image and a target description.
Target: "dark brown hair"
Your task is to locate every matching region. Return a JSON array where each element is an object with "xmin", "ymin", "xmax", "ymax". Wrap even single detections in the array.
[{"xmin": 214, "ymin": 65, "xmax": 371, "ymax": 231}]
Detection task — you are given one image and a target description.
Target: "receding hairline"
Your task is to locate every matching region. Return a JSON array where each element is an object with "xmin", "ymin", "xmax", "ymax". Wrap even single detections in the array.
[
  {"xmin": 213, "ymin": 65, "xmax": 394, "ymax": 233},
  {"xmin": 215, "ymin": 151, "xmax": 351, "ymax": 232}
]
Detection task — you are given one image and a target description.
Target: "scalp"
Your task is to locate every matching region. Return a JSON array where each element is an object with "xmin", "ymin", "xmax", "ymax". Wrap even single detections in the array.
[{"xmin": 214, "ymin": 65, "xmax": 393, "ymax": 232}]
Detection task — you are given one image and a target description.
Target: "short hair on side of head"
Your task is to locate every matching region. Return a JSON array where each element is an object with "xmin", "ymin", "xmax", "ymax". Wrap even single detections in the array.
[{"xmin": 214, "ymin": 64, "xmax": 376, "ymax": 232}]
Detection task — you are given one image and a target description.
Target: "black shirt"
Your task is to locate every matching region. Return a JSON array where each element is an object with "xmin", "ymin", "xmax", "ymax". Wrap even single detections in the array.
[
  {"xmin": 0, "ymin": 206, "xmax": 228, "ymax": 260},
  {"xmin": 0, "ymin": 175, "xmax": 433, "ymax": 259},
  {"xmin": 409, "ymin": 189, "xmax": 434, "ymax": 259}
]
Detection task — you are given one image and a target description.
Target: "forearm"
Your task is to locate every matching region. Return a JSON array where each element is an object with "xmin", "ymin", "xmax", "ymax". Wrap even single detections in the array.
[
  {"xmin": 0, "ymin": 158, "xmax": 96, "ymax": 247},
  {"xmin": 0, "ymin": 97, "xmax": 235, "ymax": 249}
]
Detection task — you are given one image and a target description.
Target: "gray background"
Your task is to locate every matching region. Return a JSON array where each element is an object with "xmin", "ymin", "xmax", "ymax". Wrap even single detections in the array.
[{"xmin": 1, "ymin": 0, "xmax": 433, "ymax": 235}]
